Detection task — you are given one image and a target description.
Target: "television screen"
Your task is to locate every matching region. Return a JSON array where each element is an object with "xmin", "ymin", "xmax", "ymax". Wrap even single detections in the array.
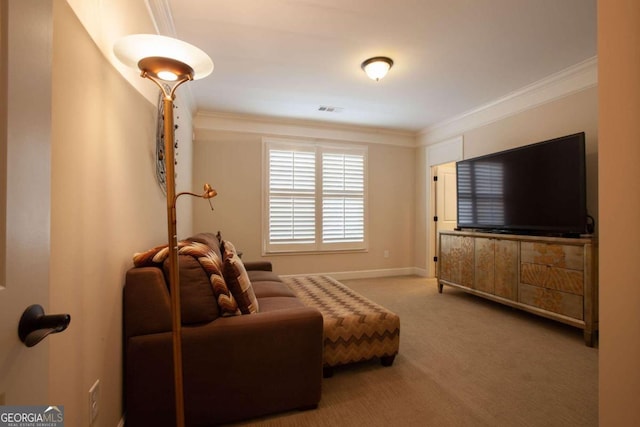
[{"xmin": 456, "ymin": 132, "xmax": 587, "ymax": 235}]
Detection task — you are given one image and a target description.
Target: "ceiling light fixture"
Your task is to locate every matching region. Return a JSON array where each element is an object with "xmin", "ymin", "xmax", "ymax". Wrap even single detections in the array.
[{"xmin": 361, "ymin": 56, "xmax": 394, "ymax": 81}]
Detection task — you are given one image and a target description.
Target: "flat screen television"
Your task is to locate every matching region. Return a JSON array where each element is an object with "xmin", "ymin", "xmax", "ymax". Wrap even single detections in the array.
[{"xmin": 456, "ymin": 132, "xmax": 588, "ymax": 236}]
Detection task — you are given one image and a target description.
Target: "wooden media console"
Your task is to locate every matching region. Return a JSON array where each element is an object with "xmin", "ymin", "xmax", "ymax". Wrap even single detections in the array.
[{"xmin": 438, "ymin": 230, "xmax": 597, "ymax": 346}]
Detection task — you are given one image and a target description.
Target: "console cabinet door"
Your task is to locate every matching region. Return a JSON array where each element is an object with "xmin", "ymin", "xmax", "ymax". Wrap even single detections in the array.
[
  {"xmin": 439, "ymin": 234, "xmax": 474, "ymax": 287},
  {"xmin": 494, "ymin": 239, "xmax": 519, "ymax": 300},
  {"xmin": 474, "ymin": 238, "xmax": 495, "ymax": 293},
  {"xmin": 474, "ymin": 238, "xmax": 518, "ymax": 299}
]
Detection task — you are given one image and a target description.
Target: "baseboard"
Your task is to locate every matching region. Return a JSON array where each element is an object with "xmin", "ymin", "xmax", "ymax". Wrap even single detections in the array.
[
  {"xmin": 412, "ymin": 267, "xmax": 429, "ymax": 277},
  {"xmin": 281, "ymin": 267, "xmax": 427, "ymax": 280}
]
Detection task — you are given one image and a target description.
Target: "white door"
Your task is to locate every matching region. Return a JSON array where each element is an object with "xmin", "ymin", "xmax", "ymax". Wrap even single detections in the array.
[
  {"xmin": 436, "ymin": 162, "xmax": 458, "ymax": 232},
  {"xmin": 434, "ymin": 162, "xmax": 457, "ymax": 274},
  {"xmin": 0, "ymin": 0, "xmax": 53, "ymax": 406}
]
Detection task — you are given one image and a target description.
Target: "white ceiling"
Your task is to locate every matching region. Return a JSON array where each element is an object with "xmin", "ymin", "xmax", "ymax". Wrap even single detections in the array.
[{"xmin": 161, "ymin": 0, "xmax": 596, "ymax": 132}]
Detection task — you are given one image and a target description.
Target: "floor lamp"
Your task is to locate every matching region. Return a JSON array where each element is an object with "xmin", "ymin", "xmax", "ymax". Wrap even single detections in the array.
[{"xmin": 114, "ymin": 34, "xmax": 214, "ymax": 427}]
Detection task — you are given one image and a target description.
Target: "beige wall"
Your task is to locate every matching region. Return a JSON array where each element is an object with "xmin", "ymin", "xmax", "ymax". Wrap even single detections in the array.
[
  {"xmin": 65, "ymin": 0, "xmax": 160, "ymax": 106},
  {"xmin": 193, "ymin": 129, "xmax": 415, "ymax": 276},
  {"xmin": 47, "ymin": 1, "xmax": 194, "ymax": 424},
  {"xmin": 418, "ymin": 87, "xmax": 598, "ymax": 276},
  {"xmin": 598, "ymin": 0, "xmax": 640, "ymax": 424}
]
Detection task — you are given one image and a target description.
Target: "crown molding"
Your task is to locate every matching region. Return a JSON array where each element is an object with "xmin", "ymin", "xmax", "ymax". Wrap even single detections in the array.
[
  {"xmin": 145, "ymin": 0, "xmax": 176, "ymax": 36},
  {"xmin": 418, "ymin": 56, "xmax": 598, "ymax": 146},
  {"xmin": 194, "ymin": 111, "xmax": 417, "ymax": 147}
]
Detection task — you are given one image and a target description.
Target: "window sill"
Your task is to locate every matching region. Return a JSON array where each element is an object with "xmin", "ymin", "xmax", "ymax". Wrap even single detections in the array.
[{"xmin": 262, "ymin": 248, "xmax": 368, "ymax": 257}]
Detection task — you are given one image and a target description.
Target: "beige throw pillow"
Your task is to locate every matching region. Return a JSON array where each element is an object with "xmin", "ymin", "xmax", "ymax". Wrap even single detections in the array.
[{"xmin": 222, "ymin": 240, "xmax": 260, "ymax": 314}]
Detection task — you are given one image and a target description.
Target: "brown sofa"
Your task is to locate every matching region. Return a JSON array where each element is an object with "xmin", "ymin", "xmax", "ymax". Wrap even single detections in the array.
[{"xmin": 123, "ymin": 233, "xmax": 324, "ymax": 426}]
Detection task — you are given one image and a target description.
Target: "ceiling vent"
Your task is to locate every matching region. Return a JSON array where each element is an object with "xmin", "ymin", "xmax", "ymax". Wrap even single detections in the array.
[{"xmin": 318, "ymin": 105, "xmax": 344, "ymax": 113}]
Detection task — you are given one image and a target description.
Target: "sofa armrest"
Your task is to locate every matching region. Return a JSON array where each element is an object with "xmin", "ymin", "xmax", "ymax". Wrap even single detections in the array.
[
  {"xmin": 124, "ymin": 267, "xmax": 172, "ymax": 339},
  {"xmin": 242, "ymin": 260, "xmax": 273, "ymax": 271},
  {"xmin": 125, "ymin": 305, "xmax": 323, "ymax": 425}
]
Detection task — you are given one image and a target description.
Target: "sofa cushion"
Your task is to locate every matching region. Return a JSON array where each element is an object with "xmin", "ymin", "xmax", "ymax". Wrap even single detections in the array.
[
  {"xmin": 182, "ymin": 242, "xmax": 240, "ymax": 317},
  {"xmin": 256, "ymin": 296, "xmax": 307, "ymax": 312},
  {"xmin": 163, "ymin": 255, "xmax": 220, "ymax": 324},
  {"xmin": 187, "ymin": 232, "xmax": 223, "ymax": 261},
  {"xmin": 222, "ymin": 240, "xmax": 259, "ymax": 314},
  {"xmin": 135, "ymin": 239, "xmax": 240, "ymax": 318},
  {"xmin": 133, "ymin": 241, "xmax": 220, "ymax": 324},
  {"xmin": 252, "ymin": 280, "xmax": 297, "ymax": 299}
]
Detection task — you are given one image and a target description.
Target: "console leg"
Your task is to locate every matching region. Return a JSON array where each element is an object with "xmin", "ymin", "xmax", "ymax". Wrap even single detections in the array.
[{"xmin": 438, "ymin": 282, "xmax": 444, "ymax": 293}]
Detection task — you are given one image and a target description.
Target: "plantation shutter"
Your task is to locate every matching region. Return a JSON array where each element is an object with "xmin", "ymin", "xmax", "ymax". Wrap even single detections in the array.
[
  {"xmin": 322, "ymin": 152, "xmax": 365, "ymax": 244},
  {"xmin": 264, "ymin": 139, "xmax": 367, "ymax": 253},
  {"xmin": 268, "ymin": 149, "xmax": 316, "ymax": 245}
]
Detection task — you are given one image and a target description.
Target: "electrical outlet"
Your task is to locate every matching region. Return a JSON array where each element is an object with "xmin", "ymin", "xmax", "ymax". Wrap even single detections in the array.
[
  {"xmin": 89, "ymin": 380, "xmax": 100, "ymax": 424},
  {"xmin": 383, "ymin": 249, "xmax": 390, "ymax": 258}
]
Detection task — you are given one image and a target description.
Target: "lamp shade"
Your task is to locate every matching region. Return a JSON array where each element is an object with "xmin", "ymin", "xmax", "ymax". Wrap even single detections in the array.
[
  {"xmin": 114, "ymin": 34, "xmax": 213, "ymax": 80},
  {"xmin": 361, "ymin": 56, "xmax": 394, "ymax": 81}
]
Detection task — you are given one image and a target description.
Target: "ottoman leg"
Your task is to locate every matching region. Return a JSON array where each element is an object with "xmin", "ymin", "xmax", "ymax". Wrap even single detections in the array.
[
  {"xmin": 323, "ymin": 366, "xmax": 334, "ymax": 378},
  {"xmin": 380, "ymin": 355, "xmax": 396, "ymax": 367}
]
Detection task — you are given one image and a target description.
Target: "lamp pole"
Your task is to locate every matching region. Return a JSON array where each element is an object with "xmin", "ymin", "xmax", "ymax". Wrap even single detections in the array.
[
  {"xmin": 147, "ymin": 71, "xmax": 191, "ymax": 427},
  {"xmin": 114, "ymin": 35, "xmax": 214, "ymax": 427},
  {"xmin": 163, "ymin": 87, "xmax": 185, "ymax": 426}
]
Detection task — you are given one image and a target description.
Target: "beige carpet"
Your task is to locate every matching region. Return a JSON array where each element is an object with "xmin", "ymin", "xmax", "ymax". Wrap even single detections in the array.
[{"xmin": 234, "ymin": 276, "xmax": 598, "ymax": 427}]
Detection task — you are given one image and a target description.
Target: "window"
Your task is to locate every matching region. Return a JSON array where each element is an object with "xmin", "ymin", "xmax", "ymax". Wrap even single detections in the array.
[{"xmin": 264, "ymin": 139, "xmax": 367, "ymax": 254}]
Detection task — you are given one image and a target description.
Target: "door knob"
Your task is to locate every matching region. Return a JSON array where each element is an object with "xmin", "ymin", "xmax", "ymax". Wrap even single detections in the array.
[{"xmin": 18, "ymin": 304, "xmax": 71, "ymax": 347}]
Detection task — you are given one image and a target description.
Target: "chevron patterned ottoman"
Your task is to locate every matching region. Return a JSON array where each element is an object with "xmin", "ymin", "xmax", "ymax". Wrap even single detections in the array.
[{"xmin": 283, "ymin": 275, "xmax": 400, "ymax": 377}]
